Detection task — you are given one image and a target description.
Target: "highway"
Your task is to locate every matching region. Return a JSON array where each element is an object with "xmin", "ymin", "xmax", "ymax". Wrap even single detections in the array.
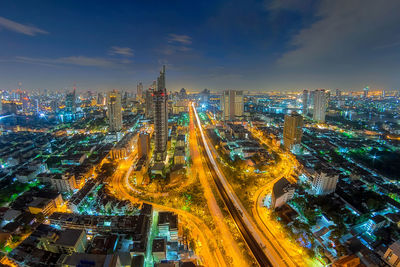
[
  {"xmin": 189, "ymin": 106, "xmax": 248, "ymax": 267},
  {"xmin": 192, "ymin": 103, "xmax": 295, "ymax": 267}
]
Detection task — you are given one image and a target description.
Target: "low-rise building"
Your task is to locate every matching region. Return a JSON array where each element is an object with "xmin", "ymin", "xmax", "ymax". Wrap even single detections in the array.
[{"xmin": 383, "ymin": 240, "xmax": 400, "ymax": 267}]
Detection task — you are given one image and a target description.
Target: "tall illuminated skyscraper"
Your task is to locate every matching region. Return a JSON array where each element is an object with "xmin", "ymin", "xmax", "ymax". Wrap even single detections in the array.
[
  {"xmin": 107, "ymin": 90, "xmax": 122, "ymax": 132},
  {"xmin": 302, "ymin": 90, "xmax": 308, "ymax": 115},
  {"xmin": 65, "ymin": 89, "xmax": 76, "ymax": 113},
  {"xmin": 145, "ymin": 88, "xmax": 153, "ymax": 119},
  {"xmin": 137, "ymin": 82, "xmax": 143, "ymax": 100},
  {"xmin": 221, "ymin": 90, "xmax": 243, "ymax": 121},
  {"xmin": 153, "ymin": 66, "xmax": 168, "ymax": 162},
  {"xmin": 283, "ymin": 111, "xmax": 303, "ymax": 150},
  {"xmin": 313, "ymin": 89, "xmax": 327, "ymax": 123}
]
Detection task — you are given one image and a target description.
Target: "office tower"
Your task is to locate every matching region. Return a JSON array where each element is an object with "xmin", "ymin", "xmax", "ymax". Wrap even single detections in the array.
[
  {"xmin": 363, "ymin": 86, "xmax": 369, "ymax": 98},
  {"xmin": 283, "ymin": 112, "xmax": 303, "ymax": 150},
  {"xmin": 97, "ymin": 93, "xmax": 105, "ymax": 106},
  {"xmin": 335, "ymin": 88, "xmax": 341, "ymax": 97},
  {"xmin": 107, "ymin": 90, "xmax": 122, "ymax": 132},
  {"xmin": 145, "ymin": 88, "xmax": 153, "ymax": 119},
  {"xmin": 302, "ymin": 90, "xmax": 308, "ymax": 115},
  {"xmin": 382, "ymin": 90, "xmax": 385, "ymax": 99},
  {"xmin": 153, "ymin": 66, "xmax": 168, "ymax": 162},
  {"xmin": 138, "ymin": 132, "xmax": 150, "ymax": 160},
  {"xmin": 312, "ymin": 171, "xmax": 339, "ymax": 195},
  {"xmin": 270, "ymin": 178, "xmax": 295, "ymax": 209},
  {"xmin": 66, "ymin": 89, "xmax": 76, "ymax": 113},
  {"xmin": 137, "ymin": 82, "xmax": 143, "ymax": 100},
  {"xmin": 221, "ymin": 90, "xmax": 244, "ymax": 121},
  {"xmin": 313, "ymin": 89, "xmax": 327, "ymax": 123}
]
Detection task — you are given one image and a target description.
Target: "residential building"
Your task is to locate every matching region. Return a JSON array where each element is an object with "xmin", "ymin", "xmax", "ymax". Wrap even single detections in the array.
[
  {"xmin": 107, "ymin": 90, "xmax": 122, "ymax": 132},
  {"xmin": 383, "ymin": 240, "xmax": 400, "ymax": 267},
  {"xmin": 312, "ymin": 171, "xmax": 339, "ymax": 195},
  {"xmin": 313, "ymin": 89, "xmax": 327, "ymax": 123},
  {"xmin": 138, "ymin": 132, "xmax": 150, "ymax": 160},
  {"xmin": 28, "ymin": 197, "xmax": 57, "ymax": 216},
  {"xmin": 145, "ymin": 88, "xmax": 153, "ymax": 119},
  {"xmin": 221, "ymin": 90, "xmax": 244, "ymax": 121},
  {"xmin": 51, "ymin": 173, "xmax": 77, "ymax": 193},
  {"xmin": 271, "ymin": 178, "xmax": 295, "ymax": 209},
  {"xmin": 137, "ymin": 82, "xmax": 143, "ymax": 100},
  {"xmin": 302, "ymin": 90, "xmax": 308, "ymax": 115},
  {"xmin": 283, "ymin": 111, "xmax": 303, "ymax": 150},
  {"xmin": 333, "ymin": 255, "xmax": 361, "ymax": 267}
]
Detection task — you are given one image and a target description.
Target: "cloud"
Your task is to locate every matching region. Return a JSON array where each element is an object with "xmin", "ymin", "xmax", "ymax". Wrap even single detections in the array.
[
  {"xmin": 277, "ymin": 0, "xmax": 400, "ymax": 70},
  {"xmin": 15, "ymin": 56, "xmax": 131, "ymax": 68},
  {"xmin": 161, "ymin": 34, "xmax": 193, "ymax": 55},
  {"xmin": 109, "ymin": 46, "xmax": 134, "ymax": 57},
  {"xmin": 167, "ymin": 34, "xmax": 192, "ymax": 45},
  {"xmin": 266, "ymin": 0, "xmax": 314, "ymax": 11},
  {"xmin": 0, "ymin": 16, "xmax": 48, "ymax": 36}
]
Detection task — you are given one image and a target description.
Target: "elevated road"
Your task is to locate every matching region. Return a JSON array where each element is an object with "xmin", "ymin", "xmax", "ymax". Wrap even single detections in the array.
[{"xmin": 192, "ymin": 103, "xmax": 297, "ymax": 267}]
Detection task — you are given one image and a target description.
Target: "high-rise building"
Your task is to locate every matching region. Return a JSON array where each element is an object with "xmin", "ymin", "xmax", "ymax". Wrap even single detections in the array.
[
  {"xmin": 363, "ymin": 86, "xmax": 369, "ymax": 98},
  {"xmin": 137, "ymin": 82, "xmax": 143, "ymax": 100},
  {"xmin": 270, "ymin": 178, "xmax": 295, "ymax": 209},
  {"xmin": 97, "ymin": 93, "xmax": 105, "ymax": 106},
  {"xmin": 153, "ymin": 66, "xmax": 168, "ymax": 162},
  {"xmin": 335, "ymin": 88, "xmax": 341, "ymax": 97},
  {"xmin": 283, "ymin": 112, "xmax": 303, "ymax": 150},
  {"xmin": 107, "ymin": 90, "xmax": 122, "ymax": 132},
  {"xmin": 145, "ymin": 88, "xmax": 153, "ymax": 119},
  {"xmin": 312, "ymin": 171, "xmax": 339, "ymax": 195},
  {"xmin": 65, "ymin": 89, "xmax": 76, "ymax": 113},
  {"xmin": 302, "ymin": 90, "xmax": 308, "ymax": 115},
  {"xmin": 221, "ymin": 90, "xmax": 243, "ymax": 121},
  {"xmin": 138, "ymin": 132, "xmax": 150, "ymax": 160},
  {"xmin": 313, "ymin": 89, "xmax": 327, "ymax": 123}
]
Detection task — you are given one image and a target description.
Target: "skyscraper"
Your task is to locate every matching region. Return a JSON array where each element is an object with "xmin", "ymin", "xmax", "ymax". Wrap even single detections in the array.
[
  {"xmin": 153, "ymin": 66, "xmax": 168, "ymax": 162},
  {"xmin": 363, "ymin": 86, "xmax": 369, "ymax": 98},
  {"xmin": 65, "ymin": 89, "xmax": 76, "ymax": 114},
  {"xmin": 137, "ymin": 82, "xmax": 143, "ymax": 100},
  {"xmin": 302, "ymin": 90, "xmax": 308, "ymax": 115},
  {"xmin": 145, "ymin": 88, "xmax": 153, "ymax": 119},
  {"xmin": 221, "ymin": 90, "xmax": 243, "ymax": 121},
  {"xmin": 138, "ymin": 132, "xmax": 150, "ymax": 160},
  {"xmin": 283, "ymin": 111, "xmax": 303, "ymax": 150},
  {"xmin": 107, "ymin": 90, "xmax": 122, "ymax": 132},
  {"xmin": 313, "ymin": 89, "xmax": 327, "ymax": 123}
]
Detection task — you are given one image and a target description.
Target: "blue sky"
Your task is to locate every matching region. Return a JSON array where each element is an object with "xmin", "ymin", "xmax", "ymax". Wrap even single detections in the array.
[{"xmin": 1, "ymin": 0, "xmax": 400, "ymax": 92}]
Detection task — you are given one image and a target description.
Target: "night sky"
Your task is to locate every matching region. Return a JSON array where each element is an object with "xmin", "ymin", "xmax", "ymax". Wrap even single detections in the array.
[{"xmin": 1, "ymin": 0, "xmax": 400, "ymax": 92}]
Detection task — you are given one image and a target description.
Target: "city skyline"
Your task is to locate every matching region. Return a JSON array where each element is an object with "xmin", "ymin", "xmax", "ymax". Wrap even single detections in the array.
[{"xmin": 2, "ymin": 0, "xmax": 400, "ymax": 91}]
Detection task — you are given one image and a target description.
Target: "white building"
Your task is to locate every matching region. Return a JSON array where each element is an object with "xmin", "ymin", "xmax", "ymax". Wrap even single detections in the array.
[
  {"xmin": 221, "ymin": 90, "xmax": 243, "ymax": 121},
  {"xmin": 270, "ymin": 178, "xmax": 295, "ymax": 209},
  {"xmin": 312, "ymin": 171, "xmax": 339, "ymax": 195},
  {"xmin": 313, "ymin": 89, "xmax": 327, "ymax": 123}
]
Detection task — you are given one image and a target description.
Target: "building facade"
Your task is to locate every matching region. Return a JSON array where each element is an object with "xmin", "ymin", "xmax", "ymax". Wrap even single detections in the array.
[
  {"xmin": 107, "ymin": 90, "xmax": 122, "ymax": 132},
  {"xmin": 313, "ymin": 89, "xmax": 327, "ymax": 123},
  {"xmin": 221, "ymin": 90, "xmax": 244, "ymax": 121},
  {"xmin": 283, "ymin": 111, "xmax": 303, "ymax": 150},
  {"xmin": 153, "ymin": 66, "xmax": 168, "ymax": 162},
  {"xmin": 312, "ymin": 171, "xmax": 339, "ymax": 195}
]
